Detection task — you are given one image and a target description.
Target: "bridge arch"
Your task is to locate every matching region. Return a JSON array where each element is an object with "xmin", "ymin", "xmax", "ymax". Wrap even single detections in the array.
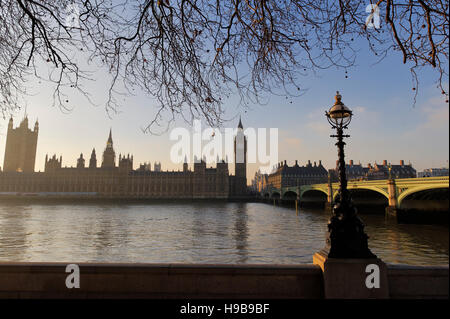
[
  {"xmin": 282, "ymin": 190, "xmax": 298, "ymax": 200},
  {"xmin": 332, "ymin": 186, "xmax": 389, "ymax": 201},
  {"xmin": 300, "ymin": 187, "xmax": 328, "ymax": 199},
  {"xmin": 398, "ymin": 184, "xmax": 449, "ymax": 206},
  {"xmin": 271, "ymin": 191, "xmax": 281, "ymax": 199},
  {"xmin": 301, "ymin": 189, "xmax": 327, "ymax": 202}
]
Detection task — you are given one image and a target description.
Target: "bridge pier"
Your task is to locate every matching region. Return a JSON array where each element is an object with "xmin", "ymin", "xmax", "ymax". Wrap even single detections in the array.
[
  {"xmin": 387, "ymin": 179, "xmax": 398, "ymax": 207},
  {"xmin": 327, "ymin": 183, "xmax": 333, "ymax": 204},
  {"xmin": 296, "ymin": 194, "xmax": 300, "ymax": 215},
  {"xmin": 385, "ymin": 206, "xmax": 398, "ymax": 218},
  {"xmin": 383, "ymin": 179, "xmax": 398, "ymax": 221},
  {"xmin": 324, "ymin": 180, "xmax": 333, "ymax": 212}
]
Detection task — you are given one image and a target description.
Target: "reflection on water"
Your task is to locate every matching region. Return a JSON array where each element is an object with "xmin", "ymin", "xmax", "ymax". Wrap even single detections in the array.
[{"xmin": 0, "ymin": 202, "xmax": 447, "ymax": 265}]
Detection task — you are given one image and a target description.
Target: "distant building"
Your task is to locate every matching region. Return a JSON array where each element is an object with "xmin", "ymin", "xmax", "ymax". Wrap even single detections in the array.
[
  {"xmin": 368, "ymin": 160, "xmax": 416, "ymax": 180},
  {"xmin": 3, "ymin": 116, "xmax": 38, "ymax": 173},
  {"xmin": 329, "ymin": 160, "xmax": 368, "ymax": 181},
  {"xmin": 252, "ymin": 169, "xmax": 269, "ymax": 193},
  {"xmin": 264, "ymin": 160, "xmax": 328, "ymax": 190},
  {"xmin": 330, "ymin": 160, "xmax": 417, "ymax": 181},
  {"xmin": 418, "ymin": 167, "xmax": 449, "ymax": 177},
  {"xmin": 0, "ymin": 120, "xmax": 248, "ymax": 199}
]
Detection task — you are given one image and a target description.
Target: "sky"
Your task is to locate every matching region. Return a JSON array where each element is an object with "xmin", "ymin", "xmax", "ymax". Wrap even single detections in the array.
[{"xmin": 0, "ymin": 34, "xmax": 448, "ymax": 183}]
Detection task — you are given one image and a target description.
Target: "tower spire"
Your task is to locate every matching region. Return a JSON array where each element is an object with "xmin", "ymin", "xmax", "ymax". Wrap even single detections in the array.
[
  {"xmin": 108, "ymin": 128, "xmax": 113, "ymax": 143},
  {"xmin": 238, "ymin": 116, "xmax": 243, "ymax": 129},
  {"xmin": 106, "ymin": 128, "xmax": 114, "ymax": 149}
]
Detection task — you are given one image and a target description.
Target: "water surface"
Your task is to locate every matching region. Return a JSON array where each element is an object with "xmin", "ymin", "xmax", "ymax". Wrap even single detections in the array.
[{"xmin": 0, "ymin": 202, "xmax": 447, "ymax": 265}]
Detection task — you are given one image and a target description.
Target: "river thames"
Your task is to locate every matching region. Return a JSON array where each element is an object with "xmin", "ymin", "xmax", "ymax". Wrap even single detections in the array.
[{"xmin": 0, "ymin": 201, "xmax": 447, "ymax": 265}]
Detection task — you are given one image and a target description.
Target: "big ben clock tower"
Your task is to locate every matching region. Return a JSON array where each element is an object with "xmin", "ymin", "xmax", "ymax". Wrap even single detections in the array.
[{"xmin": 234, "ymin": 117, "xmax": 247, "ymax": 195}]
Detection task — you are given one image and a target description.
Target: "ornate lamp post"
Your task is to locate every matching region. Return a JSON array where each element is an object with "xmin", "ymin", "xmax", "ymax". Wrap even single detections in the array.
[{"xmin": 324, "ymin": 92, "xmax": 376, "ymax": 258}]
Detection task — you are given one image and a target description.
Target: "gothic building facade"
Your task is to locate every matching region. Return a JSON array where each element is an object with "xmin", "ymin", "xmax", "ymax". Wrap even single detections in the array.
[
  {"xmin": 2, "ymin": 116, "xmax": 38, "ymax": 173},
  {"xmin": 0, "ymin": 120, "xmax": 248, "ymax": 199}
]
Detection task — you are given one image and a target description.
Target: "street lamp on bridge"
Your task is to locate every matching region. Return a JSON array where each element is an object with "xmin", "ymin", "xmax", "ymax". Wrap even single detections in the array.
[{"xmin": 324, "ymin": 91, "xmax": 376, "ymax": 258}]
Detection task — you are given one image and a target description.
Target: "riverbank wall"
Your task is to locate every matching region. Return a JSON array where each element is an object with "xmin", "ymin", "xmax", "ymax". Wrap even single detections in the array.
[{"xmin": 0, "ymin": 262, "xmax": 447, "ymax": 299}]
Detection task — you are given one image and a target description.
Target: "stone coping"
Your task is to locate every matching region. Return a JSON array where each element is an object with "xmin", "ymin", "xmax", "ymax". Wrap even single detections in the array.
[
  {"xmin": 0, "ymin": 262, "xmax": 322, "ymax": 270},
  {"xmin": 0, "ymin": 262, "xmax": 323, "ymax": 277}
]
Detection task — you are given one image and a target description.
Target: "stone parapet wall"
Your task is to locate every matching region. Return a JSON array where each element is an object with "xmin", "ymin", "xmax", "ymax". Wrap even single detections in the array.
[
  {"xmin": 387, "ymin": 264, "xmax": 449, "ymax": 299},
  {"xmin": 0, "ymin": 262, "xmax": 447, "ymax": 299},
  {"xmin": 0, "ymin": 263, "xmax": 324, "ymax": 299}
]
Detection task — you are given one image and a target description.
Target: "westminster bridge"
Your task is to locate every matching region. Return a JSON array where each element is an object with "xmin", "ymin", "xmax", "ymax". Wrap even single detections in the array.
[{"xmin": 260, "ymin": 176, "xmax": 449, "ymax": 222}]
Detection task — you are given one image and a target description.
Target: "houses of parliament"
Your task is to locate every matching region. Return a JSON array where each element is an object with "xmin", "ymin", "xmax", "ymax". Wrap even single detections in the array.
[{"xmin": 0, "ymin": 116, "xmax": 248, "ymax": 199}]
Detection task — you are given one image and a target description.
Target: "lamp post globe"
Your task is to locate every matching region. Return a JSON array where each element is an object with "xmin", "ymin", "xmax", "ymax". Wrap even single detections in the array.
[
  {"xmin": 323, "ymin": 92, "xmax": 376, "ymax": 259},
  {"xmin": 326, "ymin": 91, "xmax": 353, "ymax": 129}
]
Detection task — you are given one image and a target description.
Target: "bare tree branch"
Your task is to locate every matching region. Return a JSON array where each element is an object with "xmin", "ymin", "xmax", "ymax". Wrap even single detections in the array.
[{"xmin": 0, "ymin": 0, "xmax": 448, "ymax": 127}]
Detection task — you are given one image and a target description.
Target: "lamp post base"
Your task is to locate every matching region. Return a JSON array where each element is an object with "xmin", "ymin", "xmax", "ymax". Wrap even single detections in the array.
[
  {"xmin": 313, "ymin": 250, "xmax": 389, "ymax": 299},
  {"xmin": 324, "ymin": 204, "xmax": 377, "ymax": 259}
]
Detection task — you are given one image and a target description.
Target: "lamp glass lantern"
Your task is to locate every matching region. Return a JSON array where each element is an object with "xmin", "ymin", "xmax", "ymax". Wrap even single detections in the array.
[{"xmin": 326, "ymin": 91, "xmax": 353, "ymax": 128}]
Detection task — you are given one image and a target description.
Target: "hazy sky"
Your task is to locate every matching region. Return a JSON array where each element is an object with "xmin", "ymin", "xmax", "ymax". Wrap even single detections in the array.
[{"xmin": 0, "ymin": 37, "xmax": 448, "ymax": 182}]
